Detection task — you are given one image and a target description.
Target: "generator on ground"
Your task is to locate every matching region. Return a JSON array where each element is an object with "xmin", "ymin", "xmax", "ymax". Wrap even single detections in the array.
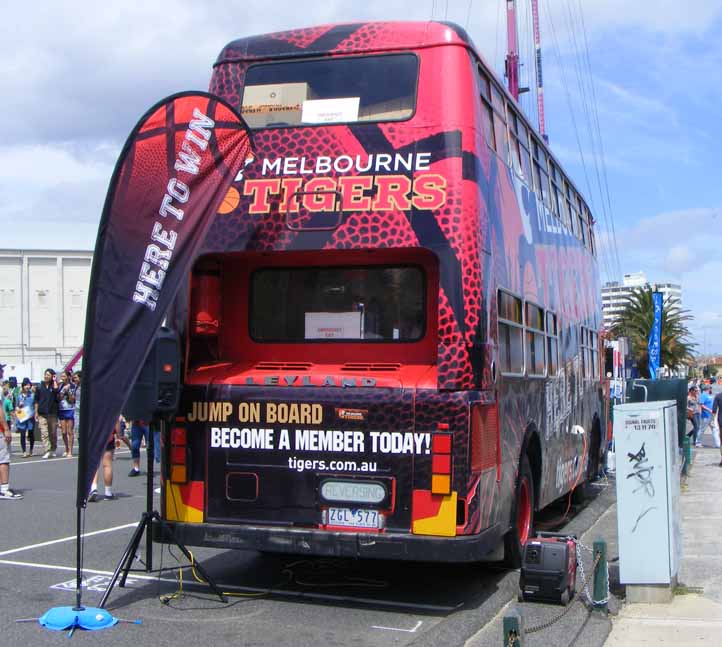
[{"xmin": 518, "ymin": 533, "xmax": 577, "ymax": 605}]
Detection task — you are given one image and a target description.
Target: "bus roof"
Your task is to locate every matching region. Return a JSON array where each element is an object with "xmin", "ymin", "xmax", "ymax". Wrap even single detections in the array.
[
  {"xmin": 214, "ymin": 20, "xmax": 595, "ymax": 230},
  {"xmin": 214, "ymin": 21, "xmax": 475, "ymax": 64}
]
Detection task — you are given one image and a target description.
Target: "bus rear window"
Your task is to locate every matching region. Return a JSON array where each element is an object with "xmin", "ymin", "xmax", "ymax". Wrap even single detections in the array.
[
  {"xmin": 250, "ymin": 265, "xmax": 425, "ymax": 342},
  {"xmin": 241, "ymin": 54, "xmax": 418, "ymax": 129}
]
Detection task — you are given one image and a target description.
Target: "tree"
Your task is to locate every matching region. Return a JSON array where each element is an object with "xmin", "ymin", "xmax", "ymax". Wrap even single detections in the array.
[{"xmin": 609, "ymin": 287, "xmax": 696, "ymax": 378}]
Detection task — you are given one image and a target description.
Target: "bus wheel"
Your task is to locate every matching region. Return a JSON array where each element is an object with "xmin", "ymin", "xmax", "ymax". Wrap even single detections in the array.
[
  {"xmin": 587, "ymin": 419, "xmax": 602, "ymax": 480},
  {"xmin": 572, "ymin": 421, "xmax": 602, "ymax": 504},
  {"xmin": 504, "ymin": 454, "xmax": 535, "ymax": 568}
]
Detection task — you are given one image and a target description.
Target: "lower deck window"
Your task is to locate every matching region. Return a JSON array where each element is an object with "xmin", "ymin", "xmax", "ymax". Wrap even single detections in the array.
[
  {"xmin": 250, "ymin": 265, "xmax": 425, "ymax": 342},
  {"xmin": 498, "ymin": 291, "xmax": 523, "ymax": 374},
  {"xmin": 526, "ymin": 330, "xmax": 545, "ymax": 376},
  {"xmin": 499, "ymin": 324, "xmax": 523, "ymax": 373}
]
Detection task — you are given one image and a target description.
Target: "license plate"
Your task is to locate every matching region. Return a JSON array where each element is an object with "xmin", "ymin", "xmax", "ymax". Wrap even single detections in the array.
[{"xmin": 328, "ymin": 507, "xmax": 379, "ymax": 529}]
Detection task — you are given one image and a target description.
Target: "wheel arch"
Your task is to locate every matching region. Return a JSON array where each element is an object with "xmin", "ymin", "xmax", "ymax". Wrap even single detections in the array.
[{"xmin": 521, "ymin": 424, "xmax": 542, "ymax": 511}]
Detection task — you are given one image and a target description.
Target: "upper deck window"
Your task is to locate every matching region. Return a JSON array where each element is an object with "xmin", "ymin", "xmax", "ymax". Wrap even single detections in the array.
[
  {"xmin": 250, "ymin": 265, "xmax": 425, "ymax": 342},
  {"xmin": 508, "ymin": 107, "xmax": 532, "ymax": 184},
  {"xmin": 532, "ymin": 139, "xmax": 551, "ymax": 208},
  {"xmin": 241, "ymin": 54, "xmax": 418, "ymax": 129},
  {"xmin": 477, "ymin": 66, "xmax": 508, "ymax": 161}
]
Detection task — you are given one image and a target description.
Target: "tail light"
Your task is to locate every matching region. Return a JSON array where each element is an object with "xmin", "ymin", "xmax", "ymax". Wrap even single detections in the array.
[
  {"xmin": 190, "ymin": 270, "xmax": 220, "ymax": 336},
  {"xmin": 470, "ymin": 403, "xmax": 500, "ymax": 481},
  {"xmin": 431, "ymin": 424, "xmax": 452, "ymax": 495},
  {"xmin": 169, "ymin": 426, "xmax": 188, "ymax": 483}
]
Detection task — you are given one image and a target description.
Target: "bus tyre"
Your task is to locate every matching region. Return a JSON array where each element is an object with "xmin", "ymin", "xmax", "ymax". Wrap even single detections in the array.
[
  {"xmin": 571, "ymin": 480, "xmax": 589, "ymax": 505},
  {"xmin": 572, "ymin": 421, "xmax": 602, "ymax": 505},
  {"xmin": 588, "ymin": 420, "xmax": 602, "ymax": 480},
  {"xmin": 504, "ymin": 454, "xmax": 535, "ymax": 568}
]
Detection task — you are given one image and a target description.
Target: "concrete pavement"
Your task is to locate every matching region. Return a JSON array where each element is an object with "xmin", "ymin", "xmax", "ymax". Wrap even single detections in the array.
[{"xmin": 605, "ymin": 442, "xmax": 722, "ymax": 646}]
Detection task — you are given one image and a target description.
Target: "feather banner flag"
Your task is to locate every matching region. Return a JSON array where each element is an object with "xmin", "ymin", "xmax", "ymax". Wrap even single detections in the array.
[{"xmin": 77, "ymin": 92, "xmax": 253, "ymax": 506}]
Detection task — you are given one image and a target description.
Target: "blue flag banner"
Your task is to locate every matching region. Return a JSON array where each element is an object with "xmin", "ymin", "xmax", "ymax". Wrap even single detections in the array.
[{"xmin": 648, "ymin": 291, "xmax": 663, "ymax": 379}]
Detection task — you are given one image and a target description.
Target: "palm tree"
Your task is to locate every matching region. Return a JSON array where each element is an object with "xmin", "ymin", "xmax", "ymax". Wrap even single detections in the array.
[{"xmin": 609, "ymin": 287, "xmax": 696, "ymax": 378}]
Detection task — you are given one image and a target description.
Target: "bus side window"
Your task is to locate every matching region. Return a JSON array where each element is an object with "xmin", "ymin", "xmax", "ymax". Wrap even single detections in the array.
[
  {"xmin": 577, "ymin": 196, "xmax": 587, "ymax": 246},
  {"xmin": 549, "ymin": 162, "xmax": 564, "ymax": 221},
  {"xmin": 491, "ymin": 84, "xmax": 508, "ymax": 163},
  {"xmin": 583, "ymin": 205, "xmax": 594, "ymax": 253},
  {"xmin": 518, "ymin": 123, "xmax": 533, "ymax": 184},
  {"xmin": 478, "ymin": 67, "xmax": 495, "ymax": 151},
  {"xmin": 567, "ymin": 185, "xmax": 579, "ymax": 238},
  {"xmin": 498, "ymin": 290, "xmax": 523, "ymax": 375},
  {"xmin": 508, "ymin": 107, "xmax": 532, "ymax": 184},
  {"xmin": 525, "ymin": 302, "xmax": 545, "ymax": 377},
  {"xmin": 546, "ymin": 312, "xmax": 559, "ymax": 375},
  {"xmin": 508, "ymin": 107, "xmax": 522, "ymax": 176},
  {"xmin": 532, "ymin": 139, "xmax": 551, "ymax": 209},
  {"xmin": 581, "ymin": 326, "xmax": 598, "ymax": 380},
  {"xmin": 561, "ymin": 180, "xmax": 572, "ymax": 231}
]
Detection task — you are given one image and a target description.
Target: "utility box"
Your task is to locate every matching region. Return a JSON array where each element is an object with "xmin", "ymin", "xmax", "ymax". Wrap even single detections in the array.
[{"xmin": 614, "ymin": 400, "xmax": 681, "ymax": 586}]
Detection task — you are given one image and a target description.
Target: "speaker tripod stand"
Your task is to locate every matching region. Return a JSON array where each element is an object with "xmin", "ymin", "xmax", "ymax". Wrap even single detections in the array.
[{"xmin": 99, "ymin": 422, "xmax": 226, "ymax": 608}]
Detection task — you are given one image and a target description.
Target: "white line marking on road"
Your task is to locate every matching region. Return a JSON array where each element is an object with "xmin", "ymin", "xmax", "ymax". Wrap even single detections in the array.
[
  {"xmin": 0, "ymin": 559, "xmax": 250, "ymax": 591},
  {"xmin": 0, "ymin": 559, "xmax": 175, "ymax": 583},
  {"xmin": 372, "ymin": 620, "xmax": 423, "ymax": 633},
  {"xmin": 0, "ymin": 522, "xmax": 137, "ymax": 557},
  {"xmin": 11, "ymin": 448, "xmax": 132, "ymax": 465}
]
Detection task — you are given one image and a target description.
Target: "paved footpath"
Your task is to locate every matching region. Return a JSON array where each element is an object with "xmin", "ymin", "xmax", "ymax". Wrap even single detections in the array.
[{"xmin": 605, "ymin": 444, "xmax": 722, "ymax": 646}]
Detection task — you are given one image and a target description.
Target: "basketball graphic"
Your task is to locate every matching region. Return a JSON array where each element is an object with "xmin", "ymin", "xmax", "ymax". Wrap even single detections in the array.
[{"xmin": 218, "ymin": 187, "xmax": 240, "ymax": 214}]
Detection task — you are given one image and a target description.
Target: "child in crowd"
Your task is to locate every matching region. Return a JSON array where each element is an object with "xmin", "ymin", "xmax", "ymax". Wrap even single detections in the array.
[
  {"xmin": 15, "ymin": 378, "xmax": 35, "ymax": 457},
  {"xmin": 58, "ymin": 370, "xmax": 75, "ymax": 457}
]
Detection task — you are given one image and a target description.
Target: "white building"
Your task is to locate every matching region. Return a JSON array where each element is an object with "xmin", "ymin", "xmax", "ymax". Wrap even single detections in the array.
[
  {"xmin": 602, "ymin": 271, "xmax": 682, "ymax": 330},
  {"xmin": 0, "ymin": 249, "xmax": 92, "ymax": 381}
]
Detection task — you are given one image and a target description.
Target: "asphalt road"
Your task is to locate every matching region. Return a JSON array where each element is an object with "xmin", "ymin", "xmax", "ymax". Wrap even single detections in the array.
[{"xmin": 0, "ymin": 446, "xmax": 617, "ymax": 647}]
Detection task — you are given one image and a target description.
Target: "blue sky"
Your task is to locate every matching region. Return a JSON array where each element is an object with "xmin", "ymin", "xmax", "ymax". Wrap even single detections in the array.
[{"xmin": 2, "ymin": 1, "xmax": 721, "ymax": 353}]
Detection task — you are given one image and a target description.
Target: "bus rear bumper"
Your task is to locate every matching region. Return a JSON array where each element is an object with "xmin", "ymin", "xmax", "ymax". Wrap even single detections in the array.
[{"xmin": 153, "ymin": 520, "xmax": 503, "ymax": 563}]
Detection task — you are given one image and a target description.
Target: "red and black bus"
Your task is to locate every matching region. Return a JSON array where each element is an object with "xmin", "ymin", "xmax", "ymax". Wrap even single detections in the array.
[{"xmin": 159, "ymin": 21, "xmax": 605, "ymax": 565}]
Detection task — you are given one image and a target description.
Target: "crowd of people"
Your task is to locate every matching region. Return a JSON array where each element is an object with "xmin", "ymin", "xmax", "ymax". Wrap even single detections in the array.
[
  {"xmin": 1, "ymin": 366, "xmax": 82, "ymax": 460},
  {"xmin": 0, "ymin": 362, "xmax": 160, "ymax": 502},
  {"xmin": 687, "ymin": 378, "xmax": 722, "ymax": 465}
]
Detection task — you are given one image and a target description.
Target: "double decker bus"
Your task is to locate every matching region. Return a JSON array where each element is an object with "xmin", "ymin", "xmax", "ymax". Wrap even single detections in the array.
[{"xmin": 158, "ymin": 21, "xmax": 605, "ymax": 565}]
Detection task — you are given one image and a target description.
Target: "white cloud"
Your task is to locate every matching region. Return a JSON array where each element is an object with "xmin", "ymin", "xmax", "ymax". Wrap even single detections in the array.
[
  {"xmin": 0, "ymin": 143, "xmax": 115, "ymax": 246},
  {"xmin": 0, "ymin": 143, "xmax": 116, "ymax": 186},
  {"xmin": 541, "ymin": 0, "xmax": 722, "ymax": 46},
  {"xmin": 617, "ymin": 207, "xmax": 722, "ymax": 257},
  {"xmin": 665, "ymin": 245, "xmax": 692, "ymax": 274}
]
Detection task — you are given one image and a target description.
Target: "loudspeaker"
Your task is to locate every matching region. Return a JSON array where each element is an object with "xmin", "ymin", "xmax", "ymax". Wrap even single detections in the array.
[{"xmin": 122, "ymin": 328, "xmax": 181, "ymax": 420}]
